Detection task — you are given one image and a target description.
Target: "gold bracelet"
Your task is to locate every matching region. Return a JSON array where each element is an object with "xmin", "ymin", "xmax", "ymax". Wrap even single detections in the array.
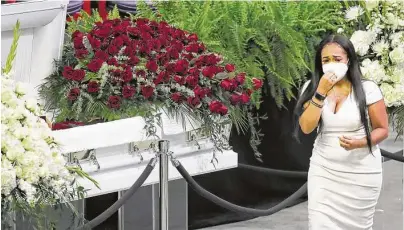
[{"xmin": 310, "ymin": 99, "xmax": 323, "ymax": 109}]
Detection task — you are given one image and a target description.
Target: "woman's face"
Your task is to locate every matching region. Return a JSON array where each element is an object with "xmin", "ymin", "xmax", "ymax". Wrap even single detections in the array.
[{"xmin": 321, "ymin": 42, "xmax": 349, "ymax": 65}]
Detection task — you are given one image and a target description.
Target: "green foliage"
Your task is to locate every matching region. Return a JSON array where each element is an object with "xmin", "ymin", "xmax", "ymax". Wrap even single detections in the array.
[
  {"xmin": 149, "ymin": 1, "xmax": 343, "ymax": 107},
  {"xmin": 391, "ymin": 106, "xmax": 404, "ymax": 139},
  {"xmin": 2, "ymin": 20, "xmax": 20, "ymax": 74}
]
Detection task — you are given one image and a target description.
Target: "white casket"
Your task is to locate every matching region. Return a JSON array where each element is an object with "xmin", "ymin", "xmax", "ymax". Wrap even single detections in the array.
[
  {"xmin": 1, "ymin": 1, "xmax": 238, "ymax": 198},
  {"xmin": 52, "ymin": 113, "xmax": 237, "ymax": 197},
  {"xmin": 1, "ymin": 0, "xmax": 69, "ymax": 99}
]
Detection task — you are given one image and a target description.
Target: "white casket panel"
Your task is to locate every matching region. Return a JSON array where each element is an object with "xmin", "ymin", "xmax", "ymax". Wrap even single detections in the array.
[{"xmin": 1, "ymin": 0, "xmax": 68, "ymax": 99}]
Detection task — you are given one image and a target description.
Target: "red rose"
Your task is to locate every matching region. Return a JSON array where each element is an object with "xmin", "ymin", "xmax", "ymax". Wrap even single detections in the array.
[
  {"xmin": 225, "ymin": 64, "xmax": 235, "ymax": 72},
  {"xmin": 171, "ymin": 92, "xmax": 183, "ymax": 103},
  {"xmin": 188, "ymin": 33, "xmax": 198, "ymax": 42},
  {"xmin": 107, "ymin": 95, "xmax": 121, "ymax": 109},
  {"xmin": 209, "ymin": 101, "xmax": 228, "ymax": 115},
  {"xmin": 183, "ymin": 53, "xmax": 194, "ymax": 61},
  {"xmin": 240, "ymin": 93, "xmax": 250, "ymax": 104},
  {"xmin": 87, "ymin": 34, "xmax": 101, "ymax": 50},
  {"xmin": 154, "ymin": 71, "xmax": 165, "ymax": 85},
  {"xmin": 108, "ymin": 44, "xmax": 119, "ymax": 55},
  {"xmin": 68, "ymin": 88, "xmax": 80, "ymax": 101},
  {"xmin": 230, "ymin": 94, "xmax": 240, "ymax": 105},
  {"xmin": 87, "ymin": 81, "xmax": 99, "ymax": 93},
  {"xmin": 165, "ymin": 63, "xmax": 176, "ymax": 74},
  {"xmin": 167, "ymin": 47, "xmax": 180, "ymax": 59},
  {"xmin": 128, "ymin": 56, "xmax": 140, "ymax": 66},
  {"xmin": 72, "ymin": 70, "xmax": 86, "ymax": 81},
  {"xmin": 146, "ymin": 60, "xmax": 158, "ymax": 72},
  {"xmin": 72, "ymin": 30, "xmax": 83, "ymax": 39},
  {"xmin": 252, "ymin": 78, "xmax": 263, "ymax": 90},
  {"xmin": 128, "ymin": 27, "xmax": 141, "ymax": 38},
  {"xmin": 124, "ymin": 46, "xmax": 133, "ymax": 56},
  {"xmin": 94, "ymin": 27, "xmax": 111, "ymax": 38},
  {"xmin": 95, "ymin": 50, "xmax": 109, "ymax": 61},
  {"xmin": 113, "ymin": 24, "xmax": 126, "ymax": 35},
  {"xmin": 141, "ymin": 85, "xmax": 154, "ymax": 99},
  {"xmin": 122, "ymin": 85, "xmax": 136, "ymax": 98},
  {"xmin": 174, "ymin": 75, "xmax": 185, "ymax": 85},
  {"xmin": 123, "ymin": 67, "xmax": 133, "ymax": 82},
  {"xmin": 52, "ymin": 120, "xmax": 84, "ymax": 130},
  {"xmin": 202, "ymin": 66, "xmax": 216, "ymax": 79},
  {"xmin": 174, "ymin": 59, "xmax": 189, "ymax": 74},
  {"xmin": 220, "ymin": 79, "xmax": 236, "ymax": 91},
  {"xmin": 187, "ymin": 96, "xmax": 201, "ymax": 107},
  {"xmin": 236, "ymin": 73, "xmax": 246, "ymax": 85},
  {"xmin": 87, "ymin": 58, "xmax": 104, "ymax": 72},
  {"xmin": 193, "ymin": 86, "xmax": 206, "ymax": 98},
  {"xmin": 62, "ymin": 66, "xmax": 74, "ymax": 80},
  {"xmin": 185, "ymin": 75, "xmax": 199, "ymax": 88},
  {"xmin": 157, "ymin": 53, "xmax": 170, "ymax": 66},
  {"xmin": 188, "ymin": 67, "xmax": 200, "ymax": 76},
  {"xmin": 75, "ymin": 49, "xmax": 89, "ymax": 59},
  {"xmin": 73, "ymin": 36, "xmax": 84, "ymax": 49},
  {"xmin": 107, "ymin": 57, "xmax": 118, "ymax": 66},
  {"xmin": 136, "ymin": 70, "xmax": 146, "ymax": 78},
  {"xmin": 112, "ymin": 36, "xmax": 124, "ymax": 48},
  {"xmin": 206, "ymin": 54, "xmax": 220, "ymax": 65},
  {"xmin": 185, "ymin": 43, "xmax": 199, "ymax": 53}
]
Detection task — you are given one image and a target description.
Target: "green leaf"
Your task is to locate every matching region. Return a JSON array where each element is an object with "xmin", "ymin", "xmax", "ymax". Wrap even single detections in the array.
[{"xmin": 2, "ymin": 20, "xmax": 20, "ymax": 74}]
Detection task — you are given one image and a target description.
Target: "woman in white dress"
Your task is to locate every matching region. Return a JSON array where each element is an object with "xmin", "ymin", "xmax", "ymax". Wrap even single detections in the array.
[{"xmin": 293, "ymin": 34, "xmax": 389, "ymax": 230}]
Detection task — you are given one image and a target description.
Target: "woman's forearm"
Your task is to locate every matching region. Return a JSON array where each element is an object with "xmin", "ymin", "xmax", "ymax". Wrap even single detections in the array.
[
  {"xmin": 299, "ymin": 98, "xmax": 323, "ymax": 134},
  {"xmin": 358, "ymin": 128, "xmax": 389, "ymax": 147}
]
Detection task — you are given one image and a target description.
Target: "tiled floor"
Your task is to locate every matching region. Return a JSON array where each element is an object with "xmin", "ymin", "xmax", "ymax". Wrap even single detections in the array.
[{"xmin": 202, "ymin": 134, "xmax": 403, "ymax": 230}]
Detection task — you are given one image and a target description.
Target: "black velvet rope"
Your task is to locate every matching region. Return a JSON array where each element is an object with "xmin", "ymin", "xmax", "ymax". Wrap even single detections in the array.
[
  {"xmin": 76, "ymin": 158, "xmax": 157, "ymax": 230},
  {"xmin": 238, "ymin": 163, "xmax": 308, "ymax": 178},
  {"xmin": 381, "ymin": 149, "xmax": 404, "ymax": 163},
  {"xmin": 174, "ymin": 160, "xmax": 307, "ymax": 216}
]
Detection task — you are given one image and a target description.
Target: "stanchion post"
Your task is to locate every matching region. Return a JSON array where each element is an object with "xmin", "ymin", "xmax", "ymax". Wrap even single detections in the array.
[{"xmin": 158, "ymin": 140, "xmax": 169, "ymax": 230}]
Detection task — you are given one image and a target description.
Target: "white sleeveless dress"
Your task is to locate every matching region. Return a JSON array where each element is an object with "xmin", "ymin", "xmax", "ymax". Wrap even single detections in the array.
[{"xmin": 301, "ymin": 80, "xmax": 384, "ymax": 230}]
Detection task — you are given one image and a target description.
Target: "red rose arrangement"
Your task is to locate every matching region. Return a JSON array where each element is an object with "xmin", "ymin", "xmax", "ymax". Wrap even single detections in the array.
[
  {"xmin": 55, "ymin": 17, "xmax": 262, "ymax": 120},
  {"xmin": 42, "ymin": 15, "xmax": 264, "ymax": 154}
]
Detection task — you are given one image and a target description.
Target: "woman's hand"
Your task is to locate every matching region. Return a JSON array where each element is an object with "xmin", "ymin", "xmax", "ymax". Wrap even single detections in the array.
[
  {"xmin": 317, "ymin": 72, "xmax": 338, "ymax": 95},
  {"xmin": 338, "ymin": 136, "xmax": 366, "ymax": 150}
]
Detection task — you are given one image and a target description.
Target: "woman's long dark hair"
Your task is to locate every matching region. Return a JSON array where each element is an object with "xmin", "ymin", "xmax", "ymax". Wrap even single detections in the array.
[{"xmin": 293, "ymin": 34, "xmax": 373, "ymax": 153}]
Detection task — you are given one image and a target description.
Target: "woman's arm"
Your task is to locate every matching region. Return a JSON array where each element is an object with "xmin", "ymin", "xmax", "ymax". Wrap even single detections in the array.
[
  {"xmin": 299, "ymin": 72, "xmax": 336, "ymax": 134},
  {"xmin": 339, "ymin": 100, "xmax": 389, "ymax": 149},
  {"xmin": 299, "ymin": 98, "xmax": 323, "ymax": 134},
  {"xmin": 359, "ymin": 100, "xmax": 389, "ymax": 147}
]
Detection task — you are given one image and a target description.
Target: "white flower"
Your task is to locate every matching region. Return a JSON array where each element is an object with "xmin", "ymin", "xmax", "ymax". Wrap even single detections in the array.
[
  {"xmin": 364, "ymin": 0, "xmax": 379, "ymax": 11},
  {"xmin": 380, "ymin": 82, "xmax": 404, "ymax": 107},
  {"xmin": 1, "ymin": 166, "xmax": 17, "ymax": 195},
  {"xmin": 390, "ymin": 32, "xmax": 404, "ymax": 48},
  {"xmin": 350, "ymin": 30, "xmax": 377, "ymax": 56},
  {"xmin": 15, "ymin": 82, "xmax": 27, "ymax": 97},
  {"xmin": 1, "ymin": 88, "xmax": 18, "ymax": 108},
  {"xmin": 372, "ymin": 40, "xmax": 389, "ymax": 56},
  {"xmin": 345, "ymin": 6, "xmax": 365, "ymax": 21},
  {"xmin": 361, "ymin": 59, "xmax": 386, "ymax": 84},
  {"xmin": 388, "ymin": 66, "xmax": 404, "ymax": 83},
  {"xmin": 18, "ymin": 179, "xmax": 36, "ymax": 203},
  {"xmin": 385, "ymin": 12, "xmax": 400, "ymax": 29},
  {"xmin": 337, "ymin": 28, "xmax": 344, "ymax": 34},
  {"xmin": 25, "ymin": 98, "xmax": 39, "ymax": 113},
  {"xmin": 389, "ymin": 46, "xmax": 404, "ymax": 64}
]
